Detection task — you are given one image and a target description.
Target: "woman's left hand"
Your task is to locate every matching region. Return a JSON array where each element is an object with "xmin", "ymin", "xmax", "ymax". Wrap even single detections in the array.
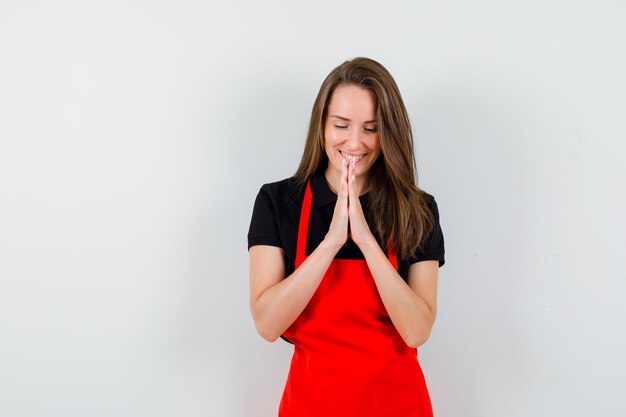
[{"xmin": 347, "ymin": 159, "xmax": 376, "ymax": 248}]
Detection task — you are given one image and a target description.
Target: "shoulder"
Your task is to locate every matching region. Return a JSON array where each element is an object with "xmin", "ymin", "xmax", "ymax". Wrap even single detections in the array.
[
  {"xmin": 407, "ymin": 189, "xmax": 445, "ymax": 267},
  {"xmin": 252, "ymin": 176, "xmax": 306, "ymax": 220},
  {"xmin": 419, "ymin": 189, "xmax": 436, "ymax": 204},
  {"xmin": 419, "ymin": 190, "xmax": 440, "ymax": 218},
  {"xmin": 248, "ymin": 176, "xmax": 303, "ymax": 250},
  {"xmin": 257, "ymin": 176, "xmax": 304, "ymax": 206}
]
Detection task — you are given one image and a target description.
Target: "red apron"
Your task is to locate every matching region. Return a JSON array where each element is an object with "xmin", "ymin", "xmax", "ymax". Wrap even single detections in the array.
[{"xmin": 279, "ymin": 181, "xmax": 433, "ymax": 417}]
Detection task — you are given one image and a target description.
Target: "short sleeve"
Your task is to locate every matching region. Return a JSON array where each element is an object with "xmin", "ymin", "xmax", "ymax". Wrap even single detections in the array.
[
  {"xmin": 247, "ymin": 185, "xmax": 283, "ymax": 250},
  {"xmin": 408, "ymin": 195, "xmax": 445, "ymax": 267}
]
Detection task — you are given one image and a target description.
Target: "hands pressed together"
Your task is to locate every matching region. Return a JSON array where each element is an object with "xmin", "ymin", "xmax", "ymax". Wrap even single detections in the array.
[{"xmin": 325, "ymin": 158, "xmax": 376, "ymax": 251}]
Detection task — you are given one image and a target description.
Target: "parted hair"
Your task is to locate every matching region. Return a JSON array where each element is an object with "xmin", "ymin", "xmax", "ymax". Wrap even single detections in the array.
[{"xmin": 294, "ymin": 57, "xmax": 435, "ymax": 259}]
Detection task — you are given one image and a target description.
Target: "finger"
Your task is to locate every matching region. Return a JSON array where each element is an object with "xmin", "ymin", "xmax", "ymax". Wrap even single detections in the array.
[
  {"xmin": 347, "ymin": 161, "xmax": 357, "ymax": 215},
  {"xmin": 348, "ymin": 159, "xmax": 357, "ymax": 197},
  {"xmin": 340, "ymin": 158, "xmax": 348, "ymax": 199}
]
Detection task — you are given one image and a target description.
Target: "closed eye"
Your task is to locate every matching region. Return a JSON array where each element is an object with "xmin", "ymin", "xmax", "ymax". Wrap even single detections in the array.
[{"xmin": 334, "ymin": 124, "xmax": 348, "ymax": 129}]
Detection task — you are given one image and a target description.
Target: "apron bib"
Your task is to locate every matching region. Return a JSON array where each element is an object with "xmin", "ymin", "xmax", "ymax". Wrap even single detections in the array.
[{"xmin": 279, "ymin": 181, "xmax": 433, "ymax": 417}]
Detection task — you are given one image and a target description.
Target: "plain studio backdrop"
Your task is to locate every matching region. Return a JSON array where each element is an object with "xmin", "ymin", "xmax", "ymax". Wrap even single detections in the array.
[{"xmin": 1, "ymin": 1, "xmax": 625, "ymax": 416}]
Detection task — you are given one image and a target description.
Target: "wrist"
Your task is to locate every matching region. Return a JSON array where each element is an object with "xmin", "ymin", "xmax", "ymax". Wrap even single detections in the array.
[
  {"xmin": 321, "ymin": 235, "xmax": 345, "ymax": 253},
  {"xmin": 356, "ymin": 234, "xmax": 379, "ymax": 254}
]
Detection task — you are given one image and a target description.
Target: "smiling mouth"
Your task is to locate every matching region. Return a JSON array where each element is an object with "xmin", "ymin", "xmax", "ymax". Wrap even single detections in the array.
[{"xmin": 339, "ymin": 150, "xmax": 365, "ymax": 162}]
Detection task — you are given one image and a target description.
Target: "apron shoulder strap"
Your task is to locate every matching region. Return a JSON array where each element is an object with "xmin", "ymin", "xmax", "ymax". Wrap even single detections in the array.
[{"xmin": 295, "ymin": 180, "xmax": 313, "ymax": 267}]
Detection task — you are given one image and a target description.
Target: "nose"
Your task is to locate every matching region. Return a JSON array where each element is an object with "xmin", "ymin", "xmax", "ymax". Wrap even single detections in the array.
[{"xmin": 345, "ymin": 127, "xmax": 361, "ymax": 149}]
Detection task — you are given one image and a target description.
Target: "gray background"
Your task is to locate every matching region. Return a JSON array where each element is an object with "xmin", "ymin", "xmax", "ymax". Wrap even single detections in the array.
[{"xmin": 1, "ymin": 1, "xmax": 625, "ymax": 416}]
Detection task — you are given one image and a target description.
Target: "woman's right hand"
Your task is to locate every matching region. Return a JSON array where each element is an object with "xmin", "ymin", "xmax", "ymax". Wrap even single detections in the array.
[{"xmin": 324, "ymin": 158, "xmax": 349, "ymax": 250}]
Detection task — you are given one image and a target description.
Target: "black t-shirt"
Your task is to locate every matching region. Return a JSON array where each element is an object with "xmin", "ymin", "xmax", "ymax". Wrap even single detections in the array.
[{"xmin": 247, "ymin": 171, "xmax": 445, "ymax": 281}]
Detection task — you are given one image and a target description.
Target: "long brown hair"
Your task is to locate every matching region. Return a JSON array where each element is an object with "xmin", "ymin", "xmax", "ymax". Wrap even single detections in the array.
[{"xmin": 294, "ymin": 57, "xmax": 434, "ymax": 260}]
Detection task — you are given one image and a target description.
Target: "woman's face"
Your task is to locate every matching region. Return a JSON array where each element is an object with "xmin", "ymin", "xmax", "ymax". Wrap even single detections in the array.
[{"xmin": 324, "ymin": 84, "xmax": 381, "ymax": 191}]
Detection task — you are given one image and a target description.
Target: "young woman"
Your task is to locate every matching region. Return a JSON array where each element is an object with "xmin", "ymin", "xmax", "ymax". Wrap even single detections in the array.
[{"xmin": 248, "ymin": 57, "xmax": 445, "ymax": 417}]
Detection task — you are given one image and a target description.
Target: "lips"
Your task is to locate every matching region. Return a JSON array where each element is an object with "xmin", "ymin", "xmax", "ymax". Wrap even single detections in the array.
[{"xmin": 339, "ymin": 150, "xmax": 365, "ymax": 162}]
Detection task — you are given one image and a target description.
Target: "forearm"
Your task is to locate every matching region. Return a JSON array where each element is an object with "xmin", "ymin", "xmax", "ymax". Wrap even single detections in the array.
[
  {"xmin": 252, "ymin": 238, "xmax": 342, "ymax": 342},
  {"xmin": 360, "ymin": 238, "xmax": 436, "ymax": 348}
]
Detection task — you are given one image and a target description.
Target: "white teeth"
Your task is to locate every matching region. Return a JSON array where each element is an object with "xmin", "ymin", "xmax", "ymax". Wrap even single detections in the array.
[{"xmin": 340, "ymin": 151, "xmax": 364, "ymax": 162}]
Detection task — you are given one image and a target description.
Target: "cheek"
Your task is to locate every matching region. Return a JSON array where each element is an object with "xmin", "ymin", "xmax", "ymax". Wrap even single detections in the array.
[
  {"xmin": 323, "ymin": 126, "xmax": 330, "ymax": 145},
  {"xmin": 366, "ymin": 136, "xmax": 381, "ymax": 152},
  {"xmin": 324, "ymin": 130, "xmax": 340, "ymax": 149},
  {"xmin": 323, "ymin": 135, "xmax": 336, "ymax": 160}
]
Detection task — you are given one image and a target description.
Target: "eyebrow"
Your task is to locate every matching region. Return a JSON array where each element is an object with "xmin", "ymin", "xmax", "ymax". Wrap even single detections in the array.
[{"xmin": 329, "ymin": 115, "xmax": 377, "ymax": 123}]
